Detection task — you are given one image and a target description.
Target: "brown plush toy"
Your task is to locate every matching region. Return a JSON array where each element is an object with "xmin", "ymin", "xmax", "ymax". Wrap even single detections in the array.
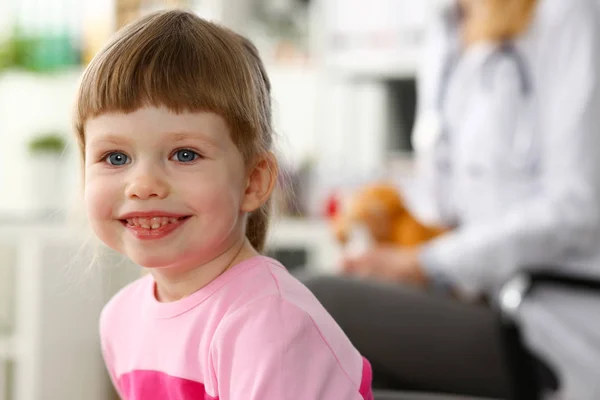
[{"xmin": 333, "ymin": 183, "xmax": 447, "ymax": 249}]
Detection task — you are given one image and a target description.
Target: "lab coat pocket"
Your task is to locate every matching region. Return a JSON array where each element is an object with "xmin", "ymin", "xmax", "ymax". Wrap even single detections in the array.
[
  {"xmin": 500, "ymin": 103, "xmax": 539, "ymax": 181},
  {"xmin": 489, "ymin": 98, "xmax": 540, "ymax": 205},
  {"xmin": 481, "ymin": 93, "xmax": 539, "ymax": 182}
]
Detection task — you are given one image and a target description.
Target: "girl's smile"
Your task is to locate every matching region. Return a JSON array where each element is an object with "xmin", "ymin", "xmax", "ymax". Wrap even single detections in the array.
[{"xmin": 119, "ymin": 212, "xmax": 192, "ymax": 241}]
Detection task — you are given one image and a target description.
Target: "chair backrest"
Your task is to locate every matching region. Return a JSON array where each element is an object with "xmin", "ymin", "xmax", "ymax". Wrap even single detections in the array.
[
  {"xmin": 373, "ymin": 390, "xmax": 502, "ymax": 400},
  {"xmin": 497, "ymin": 271, "xmax": 600, "ymax": 399}
]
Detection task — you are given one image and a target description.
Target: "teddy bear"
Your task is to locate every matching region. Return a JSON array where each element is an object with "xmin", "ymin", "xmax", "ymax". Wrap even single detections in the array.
[{"xmin": 332, "ymin": 183, "xmax": 447, "ymax": 251}]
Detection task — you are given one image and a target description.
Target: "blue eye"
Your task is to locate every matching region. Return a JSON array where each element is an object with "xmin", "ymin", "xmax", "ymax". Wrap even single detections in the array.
[
  {"xmin": 172, "ymin": 149, "xmax": 199, "ymax": 163},
  {"xmin": 105, "ymin": 152, "xmax": 130, "ymax": 166}
]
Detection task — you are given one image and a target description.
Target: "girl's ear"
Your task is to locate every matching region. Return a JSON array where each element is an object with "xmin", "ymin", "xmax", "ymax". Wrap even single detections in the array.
[{"xmin": 241, "ymin": 152, "xmax": 278, "ymax": 213}]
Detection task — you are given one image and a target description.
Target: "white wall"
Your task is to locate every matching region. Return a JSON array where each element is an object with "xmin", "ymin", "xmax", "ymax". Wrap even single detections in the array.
[
  {"xmin": 267, "ymin": 65, "xmax": 319, "ymax": 166},
  {"xmin": 0, "ymin": 69, "xmax": 81, "ymax": 217}
]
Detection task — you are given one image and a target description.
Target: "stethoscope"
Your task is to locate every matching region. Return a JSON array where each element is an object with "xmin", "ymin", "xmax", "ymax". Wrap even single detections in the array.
[
  {"xmin": 438, "ymin": 41, "xmax": 532, "ymax": 111},
  {"xmin": 434, "ymin": 29, "xmax": 535, "ymax": 175}
]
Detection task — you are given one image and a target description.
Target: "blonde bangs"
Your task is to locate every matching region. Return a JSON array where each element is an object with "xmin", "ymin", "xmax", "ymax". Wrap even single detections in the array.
[{"xmin": 74, "ymin": 10, "xmax": 260, "ymax": 155}]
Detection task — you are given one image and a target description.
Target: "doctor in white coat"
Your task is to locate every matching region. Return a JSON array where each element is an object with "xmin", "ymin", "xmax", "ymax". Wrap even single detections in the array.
[{"xmin": 306, "ymin": 0, "xmax": 600, "ymax": 398}]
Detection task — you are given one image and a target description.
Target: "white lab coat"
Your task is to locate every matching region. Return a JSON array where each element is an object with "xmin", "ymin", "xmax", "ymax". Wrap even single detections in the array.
[{"xmin": 408, "ymin": 0, "xmax": 600, "ymax": 397}]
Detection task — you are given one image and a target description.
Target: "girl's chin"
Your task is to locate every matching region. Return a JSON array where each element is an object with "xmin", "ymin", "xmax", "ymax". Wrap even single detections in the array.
[{"xmin": 131, "ymin": 253, "xmax": 209, "ymax": 272}]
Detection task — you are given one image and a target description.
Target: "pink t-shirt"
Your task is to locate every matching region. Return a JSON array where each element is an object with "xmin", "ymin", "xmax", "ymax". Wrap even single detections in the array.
[{"xmin": 100, "ymin": 256, "xmax": 374, "ymax": 400}]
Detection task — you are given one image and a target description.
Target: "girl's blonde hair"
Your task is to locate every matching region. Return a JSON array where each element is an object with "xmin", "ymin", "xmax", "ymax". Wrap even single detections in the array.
[
  {"xmin": 73, "ymin": 9, "xmax": 275, "ymax": 252},
  {"xmin": 463, "ymin": 0, "xmax": 538, "ymax": 43}
]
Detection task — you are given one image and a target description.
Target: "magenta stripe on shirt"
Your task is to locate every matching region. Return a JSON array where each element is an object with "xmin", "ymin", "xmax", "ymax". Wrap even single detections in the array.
[
  {"xmin": 119, "ymin": 370, "xmax": 218, "ymax": 400},
  {"xmin": 118, "ymin": 359, "xmax": 372, "ymax": 400},
  {"xmin": 360, "ymin": 357, "xmax": 374, "ymax": 400},
  {"xmin": 119, "ymin": 357, "xmax": 373, "ymax": 400}
]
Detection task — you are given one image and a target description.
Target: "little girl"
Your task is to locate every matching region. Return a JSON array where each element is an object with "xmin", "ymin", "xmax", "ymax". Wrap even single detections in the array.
[{"xmin": 74, "ymin": 9, "xmax": 373, "ymax": 400}]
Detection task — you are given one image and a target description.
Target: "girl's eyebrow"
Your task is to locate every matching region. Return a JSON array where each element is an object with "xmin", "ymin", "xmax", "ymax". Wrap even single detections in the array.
[
  {"xmin": 86, "ymin": 132, "xmax": 222, "ymax": 150},
  {"xmin": 86, "ymin": 134, "xmax": 128, "ymax": 147},
  {"xmin": 167, "ymin": 132, "xmax": 221, "ymax": 150}
]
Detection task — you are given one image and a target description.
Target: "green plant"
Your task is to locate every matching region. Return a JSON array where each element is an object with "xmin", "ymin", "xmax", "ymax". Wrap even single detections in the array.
[
  {"xmin": 0, "ymin": 37, "xmax": 16, "ymax": 72},
  {"xmin": 0, "ymin": 24, "xmax": 81, "ymax": 74},
  {"xmin": 27, "ymin": 133, "xmax": 67, "ymax": 155}
]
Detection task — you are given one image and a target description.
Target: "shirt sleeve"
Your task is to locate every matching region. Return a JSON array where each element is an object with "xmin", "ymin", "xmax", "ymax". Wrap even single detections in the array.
[
  {"xmin": 420, "ymin": 0, "xmax": 600, "ymax": 297},
  {"xmin": 209, "ymin": 296, "xmax": 366, "ymax": 400}
]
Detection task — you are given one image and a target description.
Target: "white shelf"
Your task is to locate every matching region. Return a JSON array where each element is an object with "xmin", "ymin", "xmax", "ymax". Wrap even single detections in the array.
[
  {"xmin": 325, "ymin": 65, "xmax": 417, "ymax": 81},
  {"xmin": 323, "ymin": 53, "xmax": 419, "ymax": 81},
  {"xmin": 0, "ymin": 221, "xmax": 140, "ymax": 400},
  {"xmin": 268, "ymin": 218, "xmax": 330, "ymax": 245},
  {"xmin": 267, "ymin": 218, "xmax": 342, "ymax": 274}
]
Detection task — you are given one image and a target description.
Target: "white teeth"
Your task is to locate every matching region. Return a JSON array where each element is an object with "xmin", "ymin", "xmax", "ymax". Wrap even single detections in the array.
[
  {"xmin": 126, "ymin": 216, "xmax": 182, "ymax": 229},
  {"xmin": 150, "ymin": 217, "xmax": 162, "ymax": 229}
]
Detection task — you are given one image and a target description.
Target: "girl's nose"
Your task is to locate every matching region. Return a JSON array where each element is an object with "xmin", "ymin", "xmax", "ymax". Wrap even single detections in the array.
[{"xmin": 125, "ymin": 167, "xmax": 170, "ymax": 200}]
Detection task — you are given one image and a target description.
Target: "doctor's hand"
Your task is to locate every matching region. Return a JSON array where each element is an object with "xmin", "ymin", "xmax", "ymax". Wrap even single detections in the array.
[{"xmin": 341, "ymin": 246, "xmax": 429, "ymax": 287}]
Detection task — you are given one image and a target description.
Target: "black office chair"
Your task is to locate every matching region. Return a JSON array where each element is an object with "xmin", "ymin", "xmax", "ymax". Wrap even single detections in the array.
[
  {"xmin": 497, "ymin": 270, "xmax": 600, "ymax": 400},
  {"xmin": 373, "ymin": 270, "xmax": 600, "ymax": 400},
  {"xmin": 373, "ymin": 391, "xmax": 498, "ymax": 400}
]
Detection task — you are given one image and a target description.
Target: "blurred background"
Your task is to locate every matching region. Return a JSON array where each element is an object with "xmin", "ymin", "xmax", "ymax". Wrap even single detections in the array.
[{"xmin": 0, "ymin": 0, "xmax": 451, "ymax": 399}]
